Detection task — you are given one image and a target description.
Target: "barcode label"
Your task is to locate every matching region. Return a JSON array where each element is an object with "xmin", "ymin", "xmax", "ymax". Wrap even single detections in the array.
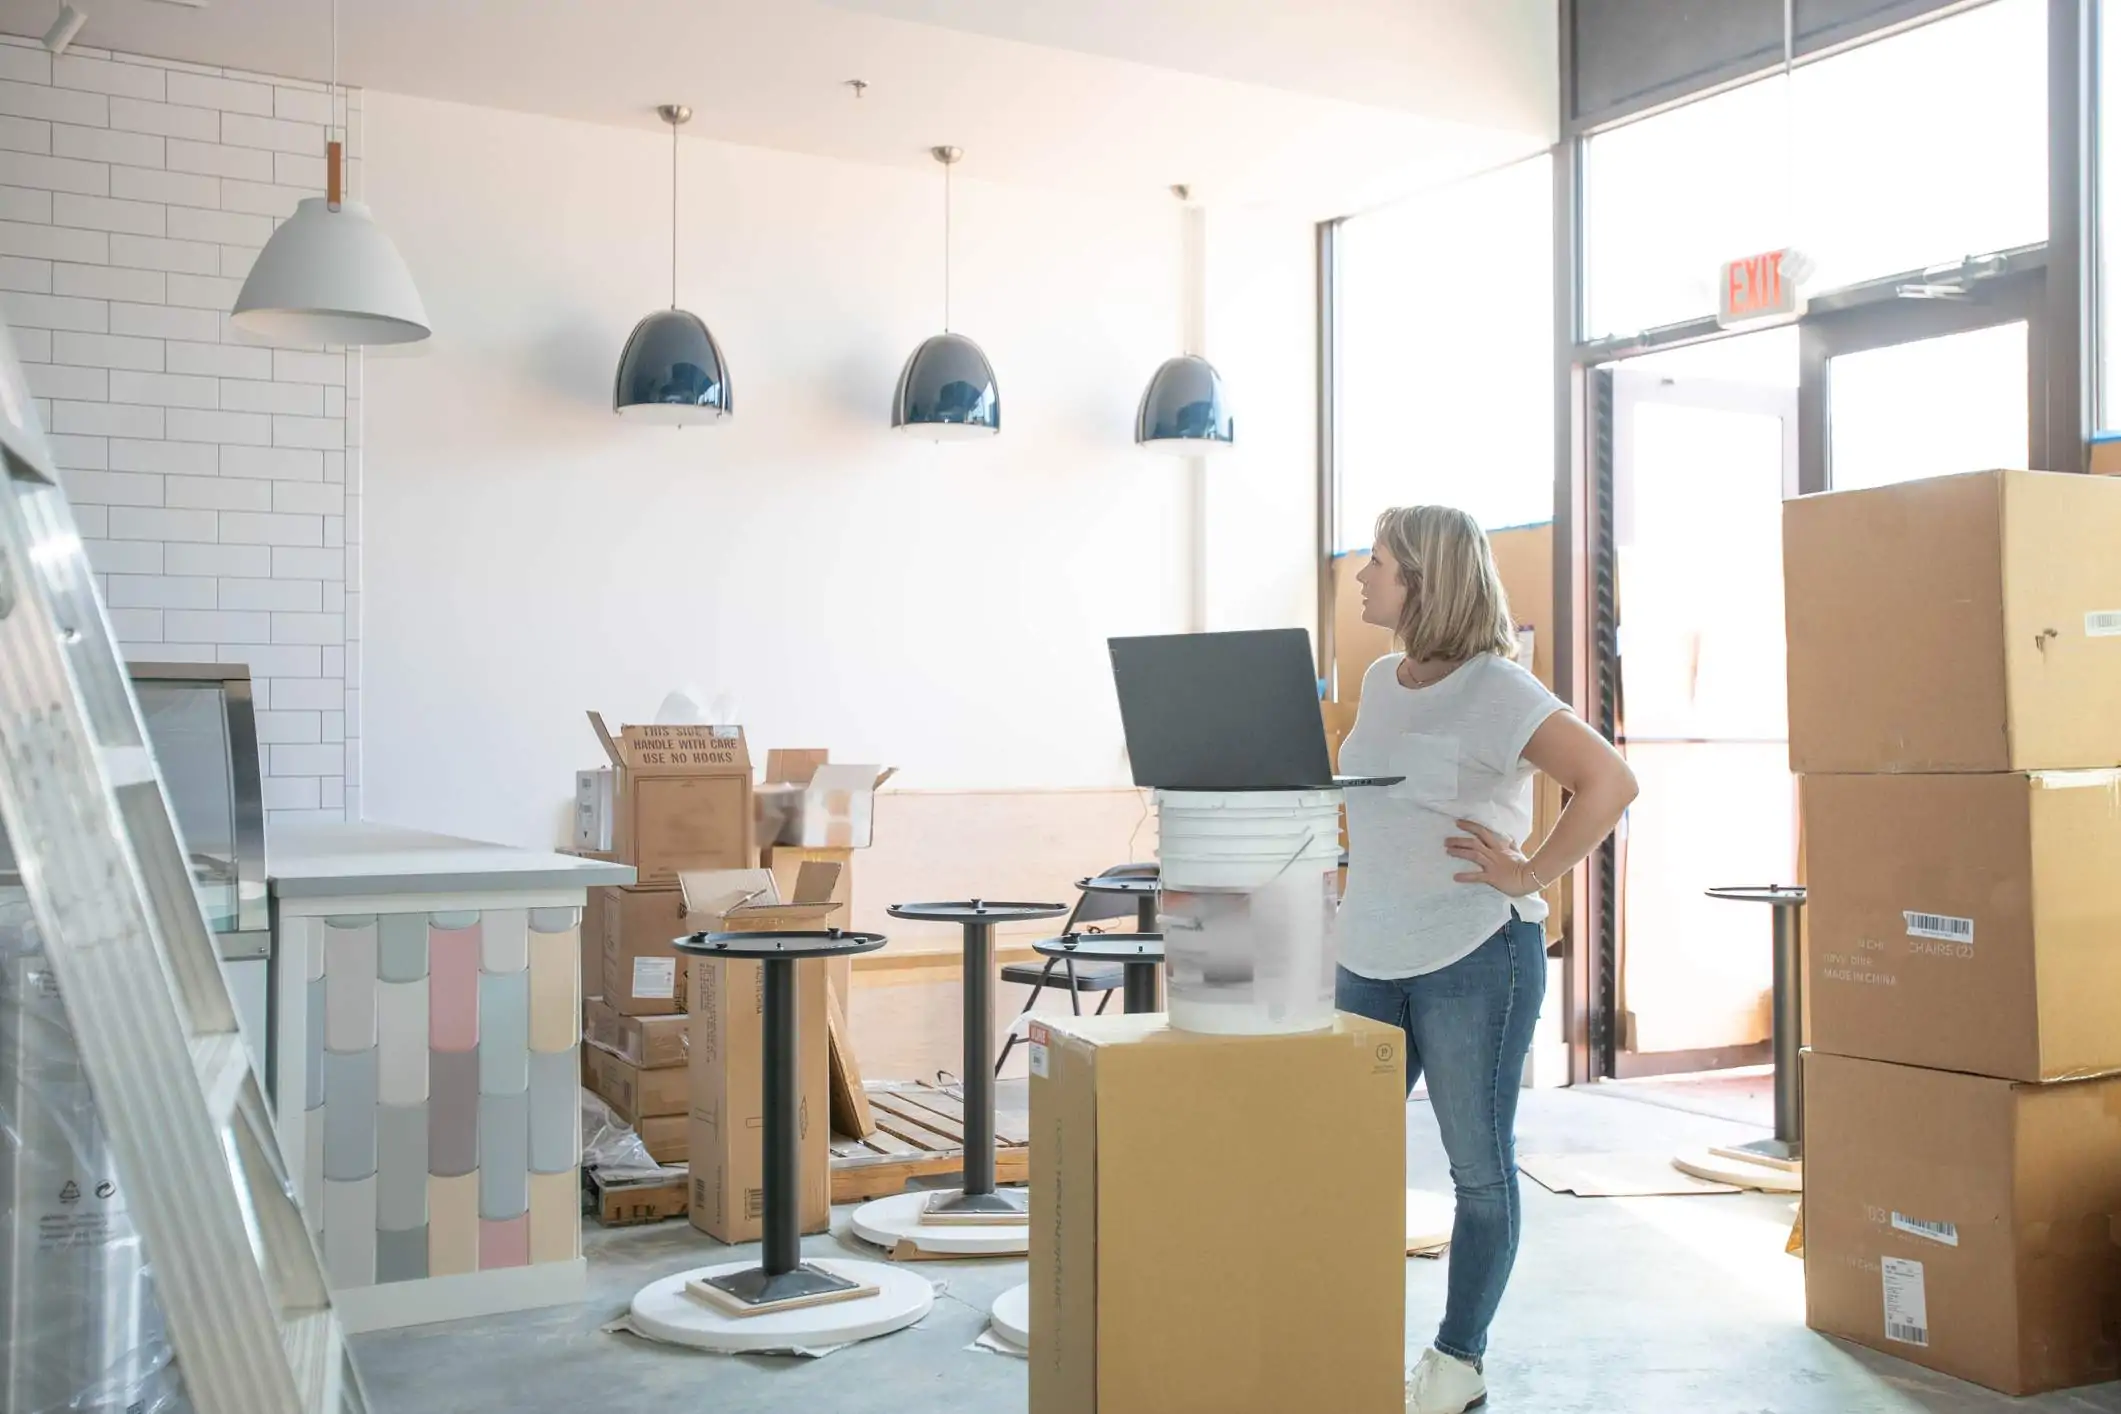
[
  {"xmin": 744, "ymin": 1187, "xmax": 764, "ymax": 1220},
  {"xmin": 2086, "ymin": 611, "xmax": 2121, "ymax": 638},
  {"xmin": 1882, "ymin": 1257, "xmax": 1929, "ymax": 1348},
  {"xmin": 1903, "ymin": 911, "xmax": 1973, "ymax": 944},
  {"xmin": 1891, "ymin": 1212, "xmax": 1960, "ymax": 1247}
]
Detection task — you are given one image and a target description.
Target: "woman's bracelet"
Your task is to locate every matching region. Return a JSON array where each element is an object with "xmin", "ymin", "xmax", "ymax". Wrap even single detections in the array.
[{"xmin": 1522, "ymin": 860, "xmax": 1546, "ymax": 894}]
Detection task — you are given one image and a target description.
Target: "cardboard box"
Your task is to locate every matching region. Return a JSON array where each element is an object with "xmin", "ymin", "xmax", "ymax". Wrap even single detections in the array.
[
  {"xmin": 1783, "ymin": 469, "xmax": 2121, "ymax": 774},
  {"xmin": 584, "ymin": 1043, "xmax": 689, "ymax": 1122},
  {"xmin": 1030, "ymin": 1013, "xmax": 1406, "ymax": 1414},
  {"xmin": 593, "ymin": 884, "xmax": 691, "ymax": 1018},
  {"xmin": 681, "ymin": 865, "xmax": 839, "ymax": 1244},
  {"xmin": 1802, "ymin": 1052, "xmax": 2121, "ymax": 1395},
  {"xmin": 1804, "ymin": 770, "xmax": 2121, "ymax": 1082},
  {"xmin": 756, "ymin": 749, "xmax": 895, "ymax": 848},
  {"xmin": 587, "ymin": 1169, "xmax": 689, "ymax": 1227},
  {"xmin": 636, "ymin": 1114, "xmax": 687, "ymax": 1166},
  {"xmin": 582, "ymin": 997, "xmax": 687, "ymax": 1070},
  {"xmin": 587, "ymin": 713, "xmax": 754, "ymax": 885}
]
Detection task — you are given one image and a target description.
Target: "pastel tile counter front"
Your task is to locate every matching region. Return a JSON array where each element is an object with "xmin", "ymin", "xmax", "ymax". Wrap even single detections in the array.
[{"xmin": 266, "ymin": 822, "xmax": 634, "ymax": 1333}]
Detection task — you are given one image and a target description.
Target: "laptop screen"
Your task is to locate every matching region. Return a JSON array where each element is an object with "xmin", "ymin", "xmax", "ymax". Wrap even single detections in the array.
[{"xmin": 1107, "ymin": 629, "xmax": 1337, "ymax": 791}]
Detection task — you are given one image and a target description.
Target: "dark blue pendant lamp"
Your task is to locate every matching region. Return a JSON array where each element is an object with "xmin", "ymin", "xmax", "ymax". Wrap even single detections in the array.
[
  {"xmin": 1137, "ymin": 188, "xmax": 1232, "ymax": 452},
  {"xmin": 615, "ymin": 105, "xmax": 732, "ymax": 425},
  {"xmin": 893, "ymin": 146, "xmax": 999, "ymax": 439}
]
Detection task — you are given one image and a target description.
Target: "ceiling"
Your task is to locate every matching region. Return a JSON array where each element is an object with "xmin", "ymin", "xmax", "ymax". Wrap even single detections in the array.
[{"xmin": 3, "ymin": 0, "xmax": 1557, "ymax": 215}]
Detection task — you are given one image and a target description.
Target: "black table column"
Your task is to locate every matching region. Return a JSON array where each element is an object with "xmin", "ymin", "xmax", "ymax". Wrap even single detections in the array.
[
  {"xmin": 672, "ymin": 928, "xmax": 889, "ymax": 1309},
  {"xmin": 1705, "ymin": 886, "xmax": 1807, "ymax": 1163},
  {"xmin": 887, "ymin": 900, "xmax": 1067, "ymax": 1216}
]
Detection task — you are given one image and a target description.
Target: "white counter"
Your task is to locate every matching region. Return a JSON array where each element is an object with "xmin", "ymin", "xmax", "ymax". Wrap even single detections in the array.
[
  {"xmin": 261, "ymin": 820, "xmax": 633, "ymax": 1333},
  {"xmin": 269, "ymin": 820, "xmax": 634, "ymax": 900}
]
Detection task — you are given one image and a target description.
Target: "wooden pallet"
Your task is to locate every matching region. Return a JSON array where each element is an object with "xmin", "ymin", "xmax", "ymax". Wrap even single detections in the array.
[{"xmin": 828, "ymin": 1081, "xmax": 1030, "ymax": 1204}]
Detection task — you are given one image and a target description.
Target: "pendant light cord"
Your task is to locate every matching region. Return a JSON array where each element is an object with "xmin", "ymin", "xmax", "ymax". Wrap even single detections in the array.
[
  {"xmin": 671, "ymin": 113, "xmax": 679, "ymax": 309},
  {"xmin": 942, "ymin": 156, "xmax": 952, "ymax": 333}
]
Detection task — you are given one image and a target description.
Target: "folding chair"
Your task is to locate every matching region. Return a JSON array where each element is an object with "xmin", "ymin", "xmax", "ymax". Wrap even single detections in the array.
[{"xmin": 995, "ymin": 862, "xmax": 1157, "ymax": 1075}]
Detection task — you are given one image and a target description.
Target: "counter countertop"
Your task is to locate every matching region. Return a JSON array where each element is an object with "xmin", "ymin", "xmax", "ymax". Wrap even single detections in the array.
[{"xmin": 268, "ymin": 820, "xmax": 635, "ymax": 899}]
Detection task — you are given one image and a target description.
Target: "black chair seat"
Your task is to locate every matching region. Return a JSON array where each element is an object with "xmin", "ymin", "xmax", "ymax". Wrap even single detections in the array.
[{"xmin": 1001, "ymin": 959, "xmax": 1123, "ymax": 990}]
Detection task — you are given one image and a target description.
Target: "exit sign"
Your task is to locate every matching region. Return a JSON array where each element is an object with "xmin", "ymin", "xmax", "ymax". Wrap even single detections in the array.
[{"xmin": 1718, "ymin": 249, "xmax": 1804, "ymax": 327}]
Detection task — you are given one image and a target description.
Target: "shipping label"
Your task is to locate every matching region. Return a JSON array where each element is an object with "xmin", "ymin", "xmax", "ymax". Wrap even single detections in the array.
[
  {"xmin": 1903, "ymin": 911, "xmax": 1974, "ymax": 955},
  {"xmin": 1028, "ymin": 1022, "xmax": 1050, "ymax": 1080},
  {"xmin": 1891, "ymin": 1212, "xmax": 1960, "ymax": 1248},
  {"xmin": 2085, "ymin": 610, "xmax": 2121, "ymax": 638},
  {"xmin": 1882, "ymin": 1257, "xmax": 1930, "ymax": 1348},
  {"xmin": 631, "ymin": 956, "xmax": 677, "ymax": 1000}
]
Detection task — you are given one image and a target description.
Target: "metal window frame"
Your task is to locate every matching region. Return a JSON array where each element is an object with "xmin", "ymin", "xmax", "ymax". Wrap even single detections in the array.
[{"xmin": 1544, "ymin": 0, "xmax": 2093, "ymax": 1084}]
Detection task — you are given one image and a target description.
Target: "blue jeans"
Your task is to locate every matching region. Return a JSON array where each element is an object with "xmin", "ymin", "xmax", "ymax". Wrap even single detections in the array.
[{"xmin": 1335, "ymin": 913, "xmax": 1546, "ymax": 1364}]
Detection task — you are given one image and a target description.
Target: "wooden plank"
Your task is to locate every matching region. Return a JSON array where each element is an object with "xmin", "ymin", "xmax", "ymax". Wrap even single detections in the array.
[
  {"xmin": 826, "ymin": 987, "xmax": 875, "ymax": 1140},
  {"xmin": 885, "ymin": 1086, "xmax": 1030, "ymax": 1148},
  {"xmin": 869, "ymin": 1106, "xmax": 962, "ymax": 1154},
  {"xmin": 827, "ymin": 1142, "xmax": 1031, "ymax": 1204}
]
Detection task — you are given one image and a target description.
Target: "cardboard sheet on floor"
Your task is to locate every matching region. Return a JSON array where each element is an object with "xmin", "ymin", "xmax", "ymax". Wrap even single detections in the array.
[{"xmin": 1518, "ymin": 1150, "xmax": 1741, "ymax": 1197}]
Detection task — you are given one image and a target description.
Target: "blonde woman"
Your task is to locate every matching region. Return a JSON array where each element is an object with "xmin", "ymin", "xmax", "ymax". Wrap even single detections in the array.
[{"xmin": 1341, "ymin": 505, "xmax": 1637, "ymax": 1414}]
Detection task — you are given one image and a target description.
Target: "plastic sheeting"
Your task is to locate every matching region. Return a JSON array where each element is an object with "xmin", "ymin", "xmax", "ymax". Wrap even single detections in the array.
[{"xmin": 0, "ymin": 889, "xmax": 191, "ymax": 1414}]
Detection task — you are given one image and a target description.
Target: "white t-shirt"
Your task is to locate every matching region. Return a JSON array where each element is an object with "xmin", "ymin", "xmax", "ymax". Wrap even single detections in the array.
[{"xmin": 1336, "ymin": 652, "xmax": 1567, "ymax": 980}]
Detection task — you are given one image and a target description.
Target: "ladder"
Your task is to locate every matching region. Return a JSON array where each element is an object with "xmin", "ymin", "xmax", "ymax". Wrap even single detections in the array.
[{"xmin": 0, "ymin": 327, "xmax": 366, "ymax": 1412}]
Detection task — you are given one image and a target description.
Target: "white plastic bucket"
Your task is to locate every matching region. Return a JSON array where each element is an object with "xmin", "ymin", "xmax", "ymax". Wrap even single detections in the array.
[{"xmin": 1155, "ymin": 790, "xmax": 1343, "ymax": 1035}]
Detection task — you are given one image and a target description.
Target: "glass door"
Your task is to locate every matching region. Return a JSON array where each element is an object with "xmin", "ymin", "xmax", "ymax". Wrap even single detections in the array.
[
  {"xmin": 1610, "ymin": 361, "xmax": 1798, "ymax": 1064},
  {"xmin": 1798, "ymin": 267, "xmax": 2045, "ymax": 492}
]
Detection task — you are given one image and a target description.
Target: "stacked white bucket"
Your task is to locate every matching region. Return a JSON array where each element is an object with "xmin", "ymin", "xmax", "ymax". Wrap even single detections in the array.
[{"xmin": 1154, "ymin": 789, "xmax": 1343, "ymax": 1035}]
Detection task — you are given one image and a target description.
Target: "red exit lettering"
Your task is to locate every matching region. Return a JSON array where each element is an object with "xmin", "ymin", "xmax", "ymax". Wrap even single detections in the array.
[{"xmin": 1718, "ymin": 248, "xmax": 1800, "ymax": 326}]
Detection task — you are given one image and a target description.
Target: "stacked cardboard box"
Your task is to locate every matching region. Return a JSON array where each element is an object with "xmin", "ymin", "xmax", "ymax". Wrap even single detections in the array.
[
  {"xmin": 1784, "ymin": 469, "xmax": 2121, "ymax": 1397},
  {"xmin": 582, "ymin": 1002, "xmax": 690, "ymax": 1165}
]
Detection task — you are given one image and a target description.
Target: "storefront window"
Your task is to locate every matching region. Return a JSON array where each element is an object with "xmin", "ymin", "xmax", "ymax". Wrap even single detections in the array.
[
  {"xmin": 1583, "ymin": 0, "xmax": 2047, "ymax": 340},
  {"xmin": 1334, "ymin": 154, "xmax": 1554, "ymax": 548}
]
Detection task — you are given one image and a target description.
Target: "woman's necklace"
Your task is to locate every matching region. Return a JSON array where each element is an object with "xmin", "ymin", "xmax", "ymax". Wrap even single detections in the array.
[{"xmin": 1398, "ymin": 657, "xmax": 1457, "ymax": 690}]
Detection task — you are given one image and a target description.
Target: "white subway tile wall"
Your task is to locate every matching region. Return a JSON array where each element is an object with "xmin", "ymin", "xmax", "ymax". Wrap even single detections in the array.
[{"xmin": 0, "ymin": 36, "xmax": 361, "ymax": 824}]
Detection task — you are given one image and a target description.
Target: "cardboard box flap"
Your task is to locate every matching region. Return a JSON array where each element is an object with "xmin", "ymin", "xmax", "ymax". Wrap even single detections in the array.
[
  {"xmin": 587, "ymin": 710, "xmax": 624, "ymax": 770},
  {"xmin": 764, "ymin": 748, "xmax": 830, "ymax": 787},
  {"xmin": 588, "ymin": 713, "xmax": 752, "ymax": 774},
  {"xmin": 790, "ymin": 859, "xmax": 843, "ymax": 904},
  {"xmin": 677, "ymin": 866, "xmax": 844, "ymax": 931}
]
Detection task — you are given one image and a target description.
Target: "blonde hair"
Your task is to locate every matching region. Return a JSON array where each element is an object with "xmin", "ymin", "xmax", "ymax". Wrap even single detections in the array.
[{"xmin": 1374, "ymin": 505, "xmax": 1517, "ymax": 662}]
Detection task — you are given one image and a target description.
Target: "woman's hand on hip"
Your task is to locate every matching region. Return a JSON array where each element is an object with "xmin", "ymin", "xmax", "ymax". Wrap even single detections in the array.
[{"xmin": 1445, "ymin": 819, "xmax": 1536, "ymax": 897}]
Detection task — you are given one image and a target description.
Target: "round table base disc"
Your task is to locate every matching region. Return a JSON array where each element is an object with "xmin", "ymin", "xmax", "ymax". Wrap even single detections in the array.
[
  {"xmin": 849, "ymin": 1189, "xmax": 1031, "ymax": 1257},
  {"xmin": 989, "ymin": 1281, "xmax": 1031, "ymax": 1350},
  {"xmin": 1672, "ymin": 1147, "xmax": 1804, "ymax": 1193},
  {"xmin": 628, "ymin": 1259, "xmax": 933, "ymax": 1353},
  {"xmin": 1406, "ymin": 1188, "xmax": 1454, "ymax": 1254}
]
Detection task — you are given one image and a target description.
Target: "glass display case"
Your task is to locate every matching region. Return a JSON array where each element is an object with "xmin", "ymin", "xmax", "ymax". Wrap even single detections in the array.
[{"xmin": 0, "ymin": 663, "xmax": 267, "ymax": 961}]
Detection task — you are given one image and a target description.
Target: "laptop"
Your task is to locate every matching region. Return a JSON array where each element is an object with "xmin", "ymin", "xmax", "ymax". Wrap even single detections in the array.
[{"xmin": 1107, "ymin": 628, "xmax": 1401, "ymax": 791}]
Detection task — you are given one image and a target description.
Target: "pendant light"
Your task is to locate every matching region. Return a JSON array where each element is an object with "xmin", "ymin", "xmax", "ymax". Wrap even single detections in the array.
[
  {"xmin": 893, "ymin": 147, "xmax": 998, "ymax": 439},
  {"xmin": 1137, "ymin": 187, "xmax": 1232, "ymax": 452},
  {"xmin": 230, "ymin": 0, "xmax": 428, "ymax": 346},
  {"xmin": 614, "ymin": 105, "xmax": 732, "ymax": 424}
]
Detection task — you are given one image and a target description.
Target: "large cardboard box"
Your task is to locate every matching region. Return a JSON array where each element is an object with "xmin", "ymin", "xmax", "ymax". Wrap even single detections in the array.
[
  {"xmin": 1029, "ymin": 1013, "xmax": 1406, "ymax": 1414},
  {"xmin": 593, "ymin": 884, "xmax": 691, "ymax": 1018},
  {"xmin": 582, "ymin": 997, "xmax": 687, "ymax": 1070},
  {"xmin": 583, "ymin": 1043, "xmax": 688, "ymax": 1122},
  {"xmin": 763, "ymin": 844, "xmax": 856, "ymax": 1007},
  {"xmin": 587, "ymin": 713, "xmax": 755, "ymax": 885},
  {"xmin": 1783, "ymin": 469, "xmax": 2121, "ymax": 774},
  {"xmin": 1803, "ymin": 770, "xmax": 2121, "ymax": 1082},
  {"xmin": 1803, "ymin": 1052, "xmax": 2121, "ymax": 1395},
  {"xmin": 681, "ymin": 866, "xmax": 838, "ymax": 1244}
]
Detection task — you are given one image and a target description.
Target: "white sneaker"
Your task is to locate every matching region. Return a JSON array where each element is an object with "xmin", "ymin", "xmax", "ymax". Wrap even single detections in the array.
[{"xmin": 1406, "ymin": 1347, "xmax": 1487, "ymax": 1413}]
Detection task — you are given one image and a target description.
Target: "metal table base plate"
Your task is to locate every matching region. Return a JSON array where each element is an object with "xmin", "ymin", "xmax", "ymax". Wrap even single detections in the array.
[{"xmin": 700, "ymin": 1262, "xmax": 865, "ymax": 1311}]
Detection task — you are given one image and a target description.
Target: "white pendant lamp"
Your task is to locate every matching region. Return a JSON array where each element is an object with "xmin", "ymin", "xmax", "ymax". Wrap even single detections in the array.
[{"xmin": 231, "ymin": 0, "xmax": 428, "ymax": 347}]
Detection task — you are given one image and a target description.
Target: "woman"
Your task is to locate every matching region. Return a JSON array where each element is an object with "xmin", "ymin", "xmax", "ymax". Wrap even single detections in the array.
[{"xmin": 1338, "ymin": 505, "xmax": 1637, "ymax": 1414}]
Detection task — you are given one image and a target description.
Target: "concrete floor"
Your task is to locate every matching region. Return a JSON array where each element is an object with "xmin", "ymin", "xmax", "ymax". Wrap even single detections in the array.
[{"xmin": 352, "ymin": 1082, "xmax": 2121, "ymax": 1413}]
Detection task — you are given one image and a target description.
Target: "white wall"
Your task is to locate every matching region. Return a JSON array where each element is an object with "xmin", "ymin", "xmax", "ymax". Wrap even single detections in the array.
[
  {"xmin": 362, "ymin": 94, "xmax": 1324, "ymax": 848},
  {"xmin": 0, "ymin": 36, "xmax": 362, "ymax": 824}
]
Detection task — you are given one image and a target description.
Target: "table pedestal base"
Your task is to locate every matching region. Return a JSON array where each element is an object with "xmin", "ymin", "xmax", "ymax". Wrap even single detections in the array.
[
  {"xmin": 849, "ymin": 1189, "xmax": 1031, "ymax": 1257},
  {"xmin": 696, "ymin": 1262, "xmax": 866, "ymax": 1314},
  {"xmin": 628, "ymin": 1259, "xmax": 934, "ymax": 1353},
  {"xmin": 989, "ymin": 1282, "xmax": 1031, "ymax": 1352}
]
